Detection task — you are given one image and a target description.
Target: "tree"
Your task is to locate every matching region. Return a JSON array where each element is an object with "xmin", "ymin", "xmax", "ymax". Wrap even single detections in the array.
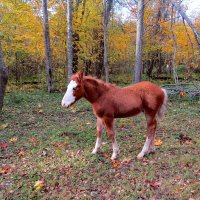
[
  {"xmin": 43, "ymin": 0, "xmax": 53, "ymax": 92},
  {"xmin": 0, "ymin": 42, "xmax": 8, "ymax": 112},
  {"xmin": 103, "ymin": 0, "xmax": 113, "ymax": 82},
  {"xmin": 134, "ymin": 0, "xmax": 144, "ymax": 83},
  {"xmin": 67, "ymin": 0, "xmax": 73, "ymax": 83},
  {"xmin": 171, "ymin": 0, "xmax": 200, "ymax": 54}
]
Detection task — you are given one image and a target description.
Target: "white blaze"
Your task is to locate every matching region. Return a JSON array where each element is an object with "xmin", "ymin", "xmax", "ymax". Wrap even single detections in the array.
[{"xmin": 61, "ymin": 80, "xmax": 77, "ymax": 107}]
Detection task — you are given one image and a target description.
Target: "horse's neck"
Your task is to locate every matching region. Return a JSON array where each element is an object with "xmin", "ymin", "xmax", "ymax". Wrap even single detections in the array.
[{"xmin": 83, "ymin": 78, "xmax": 107, "ymax": 104}]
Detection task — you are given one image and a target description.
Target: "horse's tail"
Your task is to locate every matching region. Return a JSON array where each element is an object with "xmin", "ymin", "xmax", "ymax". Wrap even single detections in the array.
[{"xmin": 157, "ymin": 88, "xmax": 168, "ymax": 118}]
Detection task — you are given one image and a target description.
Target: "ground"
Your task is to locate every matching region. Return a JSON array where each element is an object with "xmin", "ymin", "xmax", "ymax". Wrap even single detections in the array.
[{"xmin": 0, "ymin": 90, "xmax": 200, "ymax": 199}]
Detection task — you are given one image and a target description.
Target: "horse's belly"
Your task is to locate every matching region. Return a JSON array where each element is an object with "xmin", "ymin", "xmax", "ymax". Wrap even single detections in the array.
[{"xmin": 114, "ymin": 106, "xmax": 142, "ymax": 118}]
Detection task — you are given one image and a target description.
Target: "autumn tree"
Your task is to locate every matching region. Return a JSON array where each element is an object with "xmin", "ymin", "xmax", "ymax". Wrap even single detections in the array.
[
  {"xmin": 43, "ymin": 0, "xmax": 53, "ymax": 92},
  {"xmin": 103, "ymin": 0, "xmax": 113, "ymax": 82},
  {"xmin": 67, "ymin": 0, "xmax": 73, "ymax": 83},
  {"xmin": 0, "ymin": 42, "xmax": 8, "ymax": 112},
  {"xmin": 0, "ymin": 0, "xmax": 199, "ymax": 87},
  {"xmin": 171, "ymin": 0, "xmax": 200, "ymax": 54},
  {"xmin": 134, "ymin": 0, "xmax": 144, "ymax": 83}
]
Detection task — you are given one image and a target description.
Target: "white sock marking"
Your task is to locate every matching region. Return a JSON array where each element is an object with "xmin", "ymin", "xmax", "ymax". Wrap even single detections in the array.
[
  {"xmin": 137, "ymin": 137, "xmax": 152, "ymax": 159},
  {"xmin": 92, "ymin": 137, "xmax": 102, "ymax": 154},
  {"xmin": 111, "ymin": 139, "xmax": 120, "ymax": 160}
]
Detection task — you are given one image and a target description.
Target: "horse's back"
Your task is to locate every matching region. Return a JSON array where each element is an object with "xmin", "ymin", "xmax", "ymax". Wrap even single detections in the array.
[{"xmin": 125, "ymin": 81, "xmax": 165, "ymax": 113}]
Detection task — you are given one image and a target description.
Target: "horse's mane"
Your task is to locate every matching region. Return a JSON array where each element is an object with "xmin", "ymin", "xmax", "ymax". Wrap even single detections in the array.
[{"xmin": 83, "ymin": 76, "xmax": 116, "ymax": 90}]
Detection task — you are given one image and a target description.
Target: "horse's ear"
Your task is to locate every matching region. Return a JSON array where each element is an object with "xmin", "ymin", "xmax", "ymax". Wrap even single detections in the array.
[{"xmin": 77, "ymin": 71, "xmax": 84, "ymax": 82}]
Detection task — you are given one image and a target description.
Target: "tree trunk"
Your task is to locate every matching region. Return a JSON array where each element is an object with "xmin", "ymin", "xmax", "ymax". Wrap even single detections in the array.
[
  {"xmin": 171, "ymin": 0, "xmax": 200, "ymax": 54},
  {"xmin": 134, "ymin": 0, "xmax": 144, "ymax": 83},
  {"xmin": 0, "ymin": 42, "xmax": 8, "ymax": 112},
  {"xmin": 170, "ymin": 6, "xmax": 178, "ymax": 84},
  {"xmin": 103, "ymin": 0, "xmax": 109, "ymax": 82},
  {"xmin": 43, "ymin": 0, "xmax": 53, "ymax": 93},
  {"xmin": 67, "ymin": 0, "xmax": 73, "ymax": 83},
  {"xmin": 94, "ymin": 30, "xmax": 104, "ymax": 79},
  {"xmin": 183, "ymin": 18, "xmax": 194, "ymax": 57},
  {"xmin": 102, "ymin": 0, "xmax": 113, "ymax": 82}
]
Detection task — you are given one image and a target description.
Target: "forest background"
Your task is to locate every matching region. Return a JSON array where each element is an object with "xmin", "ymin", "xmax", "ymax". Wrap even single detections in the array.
[
  {"xmin": 0, "ymin": 0, "xmax": 200, "ymax": 94},
  {"xmin": 0, "ymin": 1, "xmax": 200, "ymax": 199}
]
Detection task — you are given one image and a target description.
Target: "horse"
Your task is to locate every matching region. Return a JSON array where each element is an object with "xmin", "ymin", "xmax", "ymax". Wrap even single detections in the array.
[{"xmin": 61, "ymin": 71, "xmax": 168, "ymax": 160}]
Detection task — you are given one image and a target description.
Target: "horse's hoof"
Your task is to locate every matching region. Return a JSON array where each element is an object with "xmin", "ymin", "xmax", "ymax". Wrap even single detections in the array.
[
  {"xmin": 111, "ymin": 151, "xmax": 120, "ymax": 160},
  {"xmin": 92, "ymin": 149, "xmax": 98, "ymax": 154},
  {"xmin": 111, "ymin": 154, "xmax": 117, "ymax": 160},
  {"xmin": 137, "ymin": 153, "xmax": 144, "ymax": 160}
]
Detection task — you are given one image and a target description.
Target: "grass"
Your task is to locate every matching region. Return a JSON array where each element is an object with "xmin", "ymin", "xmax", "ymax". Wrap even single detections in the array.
[{"xmin": 0, "ymin": 89, "xmax": 200, "ymax": 200}]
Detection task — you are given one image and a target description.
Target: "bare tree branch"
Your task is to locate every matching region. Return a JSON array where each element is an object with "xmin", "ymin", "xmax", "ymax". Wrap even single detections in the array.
[{"xmin": 171, "ymin": 0, "xmax": 200, "ymax": 54}]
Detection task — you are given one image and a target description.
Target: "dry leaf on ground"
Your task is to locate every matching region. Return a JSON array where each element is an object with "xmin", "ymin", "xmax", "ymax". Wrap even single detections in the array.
[{"xmin": 154, "ymin": 139, "xmax": 163, "ymax": 146}]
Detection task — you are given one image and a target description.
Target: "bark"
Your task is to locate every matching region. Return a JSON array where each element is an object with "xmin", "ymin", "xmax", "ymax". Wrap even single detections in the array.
[
  {"xmin": 43, "ymin": 0, "xmax": 53, "ymax": 93},
  {"xmin": 67, "ymin": 0, "xmax": 73, "ymax": 83},
  {"xmin": 94, "ymin": 31, "xmax": 104, "ymax": 79},
  {"xmin": 103, "ymin": 0, "xmax": 113, "ymax": 82},
  {"xmin": 0, "ymin": 42, "xmax": 8, "ymax": 112},
  {"xmin": 183, "ymin": 18, "xmax": 194, "ymax": 57},
  {"xmin": 103, "ymin": 0, "xmax": 109, "ymax": 82},
  {"xmin": 171, "ymin": 0, "xmax": 200, "ymax": 54},
  {"xmin": 170, "ymin": 6, "xmax": 178, "ymax": 84},
  {"xmin": 134, "ymin": 0, "xmax": 144, "ymax": 83}
]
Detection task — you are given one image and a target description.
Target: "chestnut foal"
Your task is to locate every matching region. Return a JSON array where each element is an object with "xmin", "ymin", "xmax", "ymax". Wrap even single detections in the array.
[{"xmin": 62, "ymin": 72, "xmax": 168, "ymax": 160}]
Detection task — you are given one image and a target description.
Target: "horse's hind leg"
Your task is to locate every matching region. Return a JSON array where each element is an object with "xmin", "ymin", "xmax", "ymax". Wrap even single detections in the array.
[
  {"xmin": 92, "ymin": 118, "xmax": 104, "ymax": 154},
  {"xmin": 137, "ymin": 114, "xmax": 157, "ymax": 160},
  {"xmin": 103, "ymin": 117, "xmax": 120, "ymax": 160}
]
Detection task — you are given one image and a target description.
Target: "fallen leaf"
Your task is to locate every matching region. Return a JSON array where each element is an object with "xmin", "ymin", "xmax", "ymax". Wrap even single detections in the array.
[
  {"xmin": 55, "ymin": 142, "xmax": 65, "ymax": 147},
  {"xmin": 131, "ymin": 179, "xmax": 136, "ymax": 185},
  {"xmin": 102, "ymin": 153, "xmax": 110, "ymax": 158},
  {"xmin": 0, "ymin": 165, "xmax": 12, "ymax": 174},
  {"xmin": 154, "ymin": 139, "xmax": 163, "ymax": 146},
  {"xmin": 34, "ymin": 180, "xmax": 45, "ymax": 190},
  {"xmin": 54, "ymin": 182, "xmax": 59, "ymax": 187},
  {"xmin": 38, "ymin": 109, "xmax": 43, "ymax": 113},
  {"xmin": 29, "ymin": 138, "xmax": 39, "ymax": 143},
  {"xmin": 121, "ymin": 157, "xmax": 132, "ymax": 163},
  {"xmin": 179, "ymin": 134, "xmax": 194, "ymax": 145},
  {"xmin": 70, "ymin": 106, "xmax": 76, "ymax": 113},
  {"xmin": 121, "ymin": 157, "xmax": 132, "ymax": 166},
  {"xmin": 38, "ymin": 103, "xmax": 42, "ymax": 108},
  {"xmin": 9, "ymin": 137, "xmax": 18, "ymax": 143},
  {"xmin": 150, "ymin": 180, "xmax": 161, "ymax": 189},
  {"xmin": 18, "ymin": 150, "xmax": 26, "ymax": 156},
  {"xmin": 0, "ymin": 143, "xmax": 8, "ymax": 148},
  {"xmin": 0, "ymin": 123, "xmax": 8, "ymax": 130},
  {"xmin": 180, "ymin": 91, "xmax": 187, "ymax": 97},
  {"xmin": 145, "ymin": 180, "xmax": 161, "ymax": 189},
  {"xmin": 141, "ymin": 159, "xmax": 150, "ymax": 166},
  {"xmin": 55, "ymin": 149, "xmax": 62, "ymax": 154},
  {"xmin": 112, "ymin": 160, "xmax": 121, "ymax": 168}
]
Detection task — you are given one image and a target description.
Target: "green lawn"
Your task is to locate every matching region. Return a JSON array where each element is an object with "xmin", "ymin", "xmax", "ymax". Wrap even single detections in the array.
[{"xmin": 0, "ymin": 90, "xmax": 200, "ymax": 199}]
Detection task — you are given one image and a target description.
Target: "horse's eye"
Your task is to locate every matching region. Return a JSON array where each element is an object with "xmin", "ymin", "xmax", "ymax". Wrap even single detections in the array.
[{"xmin": 73, "ymin": 87, "xmax": 76, "ymax": 91}]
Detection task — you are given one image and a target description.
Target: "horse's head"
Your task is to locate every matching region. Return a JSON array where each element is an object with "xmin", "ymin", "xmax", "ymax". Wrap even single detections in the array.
[{"xmin": 61, "ymin": 71, "xmax": 84, "ymax": 108}]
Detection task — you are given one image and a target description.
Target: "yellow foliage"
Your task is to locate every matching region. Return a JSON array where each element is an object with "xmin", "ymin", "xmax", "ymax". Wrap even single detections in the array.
[{"xmin": 0, "ymin": 0, "xmax": 199, "ymax": 78}]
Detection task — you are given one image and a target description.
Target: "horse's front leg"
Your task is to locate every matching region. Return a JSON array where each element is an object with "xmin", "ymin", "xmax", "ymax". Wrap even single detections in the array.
[
  {"xmin": 104, "ymin": 117, "xmax": 120, "ymax": 160},
  {"xmin": 92, "ymin": 118, "xmax": 104, "ymax": 154}
]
